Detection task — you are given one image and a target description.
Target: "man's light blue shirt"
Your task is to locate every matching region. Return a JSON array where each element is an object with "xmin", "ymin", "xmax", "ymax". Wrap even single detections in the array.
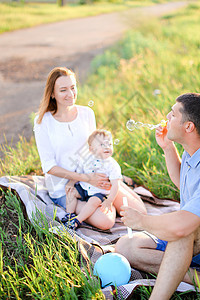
[{"xmin": 180, "ymin": 148, "xmax": 200, "ymax": 217}]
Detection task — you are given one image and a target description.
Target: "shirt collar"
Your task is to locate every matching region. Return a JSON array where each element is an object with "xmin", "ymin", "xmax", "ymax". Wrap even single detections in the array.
[{"xmin": 185, "ymin": 148, "xmax": 200, "ymax": 168}]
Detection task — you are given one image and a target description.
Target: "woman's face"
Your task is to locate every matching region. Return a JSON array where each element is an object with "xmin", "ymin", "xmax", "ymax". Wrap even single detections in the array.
[{"xmin": 52, "ymin": 75, "xmax": 77, "ymax": 109}]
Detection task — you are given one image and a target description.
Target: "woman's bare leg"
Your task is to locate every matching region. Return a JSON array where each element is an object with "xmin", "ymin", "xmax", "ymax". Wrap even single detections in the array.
[
  {"xmin": 113, "ymin": 181, "xmax": 147, "ymax": 215},
  {"xmin": 65, "ymin": 181, "xmax": 80, "ymax": 213}
]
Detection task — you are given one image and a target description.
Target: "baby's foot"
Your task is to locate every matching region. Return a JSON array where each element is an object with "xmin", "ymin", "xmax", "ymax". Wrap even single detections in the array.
[
  {"xmin": 61, "ymin": 212, "xmax": 76, "ymax": 224},
  {"xmin": 61, "ymin": 214, "xmax": 81, "ymax": 231}
]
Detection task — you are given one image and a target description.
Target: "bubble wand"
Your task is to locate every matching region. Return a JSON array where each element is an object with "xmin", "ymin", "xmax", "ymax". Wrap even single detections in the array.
[{"xmin": 123, "ymin": 197, "xmax": 132, "ymax": 238}]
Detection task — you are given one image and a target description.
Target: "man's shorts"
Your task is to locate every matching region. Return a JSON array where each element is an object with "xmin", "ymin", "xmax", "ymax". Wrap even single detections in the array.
[
  {"xmin": 75, "ymin": 183, "xmax": 107, "ymax": 203},
  {"xmin": 144, "ymin": 231, "xmax": 200, "ymax": 271}
]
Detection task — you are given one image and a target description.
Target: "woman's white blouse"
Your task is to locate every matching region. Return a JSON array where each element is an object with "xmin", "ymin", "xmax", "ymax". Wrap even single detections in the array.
[{"xmin": 34, "ymin": 105, "xmax": 96, "ymax": 198}]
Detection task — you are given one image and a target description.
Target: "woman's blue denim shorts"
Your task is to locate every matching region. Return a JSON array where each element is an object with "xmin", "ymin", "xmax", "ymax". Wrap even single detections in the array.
[{"xmin": 50, "ymin": 194, "xmax": 67, "ymax": 210}]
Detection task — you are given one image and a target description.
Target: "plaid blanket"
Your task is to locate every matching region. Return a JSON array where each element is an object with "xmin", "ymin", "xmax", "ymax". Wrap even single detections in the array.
[{"xmin": 0, "ymin": 175, "xmax": 197, "ymax": 299}]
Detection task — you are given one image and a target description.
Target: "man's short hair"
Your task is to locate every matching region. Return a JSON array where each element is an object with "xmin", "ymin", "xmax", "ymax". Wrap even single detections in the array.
[
  {"xmin": 176, "ymin": 93, "xmax": 200, "ymax": 135},
  {"xmin": 88, "ymin": 129, "xmax": 112, "ymax": 146}
]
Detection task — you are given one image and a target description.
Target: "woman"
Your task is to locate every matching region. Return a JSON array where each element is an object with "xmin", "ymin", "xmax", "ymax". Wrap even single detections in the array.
[{"xmin": 34, "ymin": 67, "xmax": 146, "ymax": 230}]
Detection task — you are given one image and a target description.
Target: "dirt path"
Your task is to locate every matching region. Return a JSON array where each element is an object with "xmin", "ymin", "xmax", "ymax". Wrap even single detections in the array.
[{"xmin": 0, "ymin": 1, "xmax": 188, "ymax": 151}]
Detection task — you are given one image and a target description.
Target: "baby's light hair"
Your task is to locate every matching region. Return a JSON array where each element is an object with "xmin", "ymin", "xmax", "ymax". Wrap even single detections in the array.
[{"xmin": 88, "ymin": 129, "xmax": 112, "ymax": 146}]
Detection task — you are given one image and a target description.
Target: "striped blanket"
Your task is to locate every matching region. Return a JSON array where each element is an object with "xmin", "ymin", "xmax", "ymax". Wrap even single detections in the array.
[{"xmin": 0, "ymin": 175, "xmax": 196, "ymax": 299}]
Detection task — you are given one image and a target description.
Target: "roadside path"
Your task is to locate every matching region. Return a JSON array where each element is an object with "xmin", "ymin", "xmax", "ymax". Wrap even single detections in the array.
[{"xmin": 0, "ymin": 1, "xmax": 188, "ymax": 149}]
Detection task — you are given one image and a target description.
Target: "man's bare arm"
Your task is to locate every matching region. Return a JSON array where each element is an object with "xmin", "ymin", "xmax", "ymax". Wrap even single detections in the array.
[
  {"xmin": 163, "ymin": 143, "xmax": 181, "ymax": 189},
  {"xmin": 156, "ymin": 127, "xmax": 181, "ymax": 188},
  {"xmin": 121, "ymin": 207, "xmax": 200, "ymax": 241}
]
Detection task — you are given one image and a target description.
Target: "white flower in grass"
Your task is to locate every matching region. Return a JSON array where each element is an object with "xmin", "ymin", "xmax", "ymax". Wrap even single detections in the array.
[{"xmin": 153, "ymin": 89, "xmax": 161, "ymax": 96}]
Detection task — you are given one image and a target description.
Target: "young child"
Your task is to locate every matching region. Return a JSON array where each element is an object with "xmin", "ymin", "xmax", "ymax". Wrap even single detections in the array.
[{"xmin": 61, "ymin": 129, "xmax": 122, "ymax": 230}]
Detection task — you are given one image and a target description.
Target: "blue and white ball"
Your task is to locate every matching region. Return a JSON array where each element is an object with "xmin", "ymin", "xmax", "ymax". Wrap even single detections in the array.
[{"xmin": 93, "ymin": 253, "xmax": 131, "ymax": 288}]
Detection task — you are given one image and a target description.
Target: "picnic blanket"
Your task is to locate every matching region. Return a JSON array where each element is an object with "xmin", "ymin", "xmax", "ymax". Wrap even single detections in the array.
[{"xmin": 0, "ymin": 175, "xmax": 197, "ymax": 299}]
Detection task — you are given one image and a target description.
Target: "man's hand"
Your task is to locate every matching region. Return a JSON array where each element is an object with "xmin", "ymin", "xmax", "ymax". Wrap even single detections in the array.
[
  {"xmin": 120, "ymin": 206, "xmax": 144, "ymax": 231},
  {"xmin": 155, "ymin": 124, "xmax": 172, "ymax": 150},
  {"xmin": 87, "ymin": 173, "xmax": 111, "ymax": 190}
]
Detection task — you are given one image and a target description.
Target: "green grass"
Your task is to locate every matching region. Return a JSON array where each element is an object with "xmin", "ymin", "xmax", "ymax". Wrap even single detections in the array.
[
  {"xmin": 0, "ymin": 136, "xmax": 41, "ymax": 176},
  {"xmin": 0, "ymin": 0, "xmax": 158, "ymax": 34},
  {"xmin": 0, "ymin": 190, "xmax": 104, "ymax": 299},
  {"xmin": 78, "ymin": 2, "xmax": 200, "ymax": 200},
  {"xmin": 1, "ymin": 2, "xmax": 200, "ymax": 299}
]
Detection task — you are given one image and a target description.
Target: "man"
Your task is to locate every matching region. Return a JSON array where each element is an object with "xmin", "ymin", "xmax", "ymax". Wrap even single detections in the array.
[{"xmin": 115, "ymin": 93, "xmax": 200, "ymax": 299}]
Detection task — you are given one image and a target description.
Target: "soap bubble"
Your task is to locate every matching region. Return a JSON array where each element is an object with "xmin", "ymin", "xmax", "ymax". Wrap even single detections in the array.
[
  {"xmin": 135, "ymin": 122, "xmax": 143, "ymax": 129},
  {"xmin": 160, "ymin": 120, "xmax": 167, "ymax": 127},
  {"xmin": 126, "ymin": 119, "xmax": 166, "ymax": 131},
  {"xmin": 126, "ymin": 119, "xmax": 136, "ymax": 131},
  {"xmin": 88, "ymin": 100, "xmax": 94, "ymax": 107},
  {"xmin": 114, "ymin": 139, "xmax": 120, "ymax": 145}
]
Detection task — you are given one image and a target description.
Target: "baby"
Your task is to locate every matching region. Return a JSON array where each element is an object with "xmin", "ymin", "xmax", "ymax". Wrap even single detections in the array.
[{"xmin": 62, "ymin": 129, "xmax": 122, "ymax": 230}]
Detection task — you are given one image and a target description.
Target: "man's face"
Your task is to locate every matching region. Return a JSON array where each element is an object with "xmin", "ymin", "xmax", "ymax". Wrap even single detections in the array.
[
  {"xmin": 167, "ymin": 101, "xmax": 186, "ymax": 143},
  {"xmin": 90, "ymin": 134, "xmax": 113, "ymax": 159}
]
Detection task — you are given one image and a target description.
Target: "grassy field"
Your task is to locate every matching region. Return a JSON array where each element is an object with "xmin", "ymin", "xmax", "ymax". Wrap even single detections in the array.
[
  {"xmin": 1, "ymin": 2, "xmax": 200, "ymax": 299},
  {"xmin": 0, "ymin": 0, "xmax": 160, "ymax": 34}
]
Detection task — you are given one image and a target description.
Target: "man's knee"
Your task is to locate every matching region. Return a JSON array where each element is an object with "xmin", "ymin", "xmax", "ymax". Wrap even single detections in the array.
[
  {"xmin": 115, "ymin": 235, "xmax": 132, "ymax": 255},
  {"xmin": 116, "ymin": 232, "xmax": 151, "ymax": 250},
  {"xmin": 115, "ymin": 233, "xmax": 142, "ymax": 265},
  {"xmin": 115, "ymin": 232, "xmax": 157, "ymax": 267}
]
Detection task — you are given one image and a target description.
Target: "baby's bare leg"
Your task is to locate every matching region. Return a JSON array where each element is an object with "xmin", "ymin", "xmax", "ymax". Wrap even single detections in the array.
[
  {"xmin": 76, "ymin": 196, "xmax": 102, "ymax": 223},
  {"xmin": 76, "ymin": 198, "xmax": 116, "ymax": 230},
  {"xmin": 65, "ymin": 180, "xmax": 80, "ymax": 213}
]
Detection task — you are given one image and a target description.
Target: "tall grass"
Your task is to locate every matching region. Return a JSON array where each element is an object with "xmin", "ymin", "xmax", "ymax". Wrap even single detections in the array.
[
  {"xmin": 79, "ymin": 2, "xmax": 200, "ymax": 199},
  {"xmin": 1, "ymin": 2, "xmax": 200, "ymax": 299},
  {"xmin": 0, "ymin": 190, "xmax": 103, "ymax": 299},
  {"xmin": 0, "ymin": 136, "xmax": 41, "ymax": 176}
]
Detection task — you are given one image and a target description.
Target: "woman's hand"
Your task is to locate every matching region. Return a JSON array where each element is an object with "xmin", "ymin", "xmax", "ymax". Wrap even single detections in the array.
[{"xmin": 87, "ymin": 173, "xmax": 111, "ymax": 190}]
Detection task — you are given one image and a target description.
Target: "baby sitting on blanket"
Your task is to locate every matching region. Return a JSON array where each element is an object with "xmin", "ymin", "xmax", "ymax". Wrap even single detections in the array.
[{"xmin": 61, "ymin": 129, "xmax": 123, "ymax": 230}]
